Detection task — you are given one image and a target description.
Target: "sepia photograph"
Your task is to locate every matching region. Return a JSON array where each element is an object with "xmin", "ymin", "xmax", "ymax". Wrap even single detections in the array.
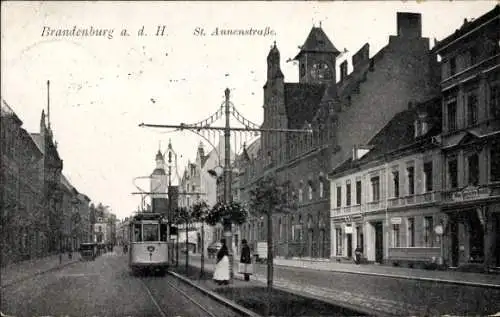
[{"xmin": 1, "ymin": 1, "xmax": 500, "ymax": 316}]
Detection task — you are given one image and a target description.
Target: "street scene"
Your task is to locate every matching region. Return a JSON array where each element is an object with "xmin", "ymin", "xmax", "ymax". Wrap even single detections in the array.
[{"xmin": 2, "ymin": 1, "xmax": 500, "ymax": 316}]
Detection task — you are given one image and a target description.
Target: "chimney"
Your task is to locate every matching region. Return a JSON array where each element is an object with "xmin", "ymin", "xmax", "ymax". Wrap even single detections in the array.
[
  {"xmin": 397, "ymin": 12, "xmax": 422, "ymax": 38},
  {"xmin": 340, "ymin": 61, "xmax": 348, "ymax": 81}
]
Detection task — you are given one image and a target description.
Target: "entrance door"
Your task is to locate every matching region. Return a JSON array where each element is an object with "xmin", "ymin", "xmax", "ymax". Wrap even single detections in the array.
[
  {"xmin": 346, "ymin": 234, "xmax": 353, "ymax": 258},
  {"xmin": 374, "ymin": 222, "xmax": 384, "ymax": 263},
  {"xmin": 450, "ymin": 220, "xmax": 459, "ymax": 267}
]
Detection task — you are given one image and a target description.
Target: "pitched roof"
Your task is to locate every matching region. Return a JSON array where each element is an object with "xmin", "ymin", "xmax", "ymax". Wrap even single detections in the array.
[
  {"xmin": 294, "ymin": 27, "xmax": 340, "ymax": 59},
  {"xmin": 285, "ymin": 83, "xmax": 326, "ymax": 129},
  {"xmin": 433, "ymin": 5, "xmax": 499, "ymax": 54},
  {"xmin": 331, "ymin": 97, "xmax": 442, "ymax": 176},
  {"xmin": 30, "ymin": 133, "xmax": 44, "ymax": 153}
]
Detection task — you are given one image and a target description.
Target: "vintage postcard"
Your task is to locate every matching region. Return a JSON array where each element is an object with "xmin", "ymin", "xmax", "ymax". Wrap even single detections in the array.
[{"xmin": 1, "ymin": 1, "xmax": 499, "ymax": 316}]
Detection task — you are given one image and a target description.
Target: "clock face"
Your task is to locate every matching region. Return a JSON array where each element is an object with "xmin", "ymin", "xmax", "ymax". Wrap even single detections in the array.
[{"xmin": 310, "ymin": 62, "xmax": 333, "ymax": 80}]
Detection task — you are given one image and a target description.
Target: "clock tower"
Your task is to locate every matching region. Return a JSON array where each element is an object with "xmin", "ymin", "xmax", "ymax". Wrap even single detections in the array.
[{"xmin": 294, "ymin": 25, "xmax": 340, "ymax": 85}]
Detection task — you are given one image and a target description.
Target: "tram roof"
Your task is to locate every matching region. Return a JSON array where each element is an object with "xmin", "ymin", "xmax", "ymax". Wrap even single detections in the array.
[{"xmin": 131, "ymin": 212, "xmax": 166, "ymax": 222}]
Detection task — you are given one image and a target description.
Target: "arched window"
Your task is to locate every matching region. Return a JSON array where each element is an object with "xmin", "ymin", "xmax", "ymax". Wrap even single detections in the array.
[
  {"xmin": 308, "ymin": 183, "xmax": 313, "ymax": 200},
  {"xmin": 298, "ymin": 188, "xmax": 303, "ymax": 203},
  {"xmin": 319, "ymin": 181, "xmax": 324, "ymax": 198}
]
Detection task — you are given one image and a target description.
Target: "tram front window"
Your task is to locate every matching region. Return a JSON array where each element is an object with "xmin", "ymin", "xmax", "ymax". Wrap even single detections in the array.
[
  {"xmin": 143, "ymin": 224, "xmax": 159, "ymax": 242},
  {"xmin": 134, "ymin": 224, "xmax": 142, "ymax": 242}
]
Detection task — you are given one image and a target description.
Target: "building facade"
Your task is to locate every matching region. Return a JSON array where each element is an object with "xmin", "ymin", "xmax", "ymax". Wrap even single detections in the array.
[
  {"xmin": 1, "ymin": 99, "xmax": 92, "ymax": 265},
  {"xmin": 239, "ymin": 11, "xmax": 439, "ymax": 259},
  {"xmin": 1, "ymin": 100, "xmax": 46, "ymax": 264},
  {"xmin": 179, "ymin": 137, "xmax": 233, "ymax": 254},
  {"xmin": 329, "ymin": 98, "xmax": 443, "ymax": 266},
  {"xmin": 434, "ymin": 5, "xmax": 500, "ymax": 270}
]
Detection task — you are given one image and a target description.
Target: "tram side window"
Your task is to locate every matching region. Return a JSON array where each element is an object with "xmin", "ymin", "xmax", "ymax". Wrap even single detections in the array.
[
  {"xmin": 160, "ymin": 224, "xmax": 168, "ymax": 241},
  {"xmin": 134, "ymin": 224, "xmax": 142, "ymax": 242},
  {"xmin": 143, "ymin": 224, "xmax": 159, "ymax": 242}
]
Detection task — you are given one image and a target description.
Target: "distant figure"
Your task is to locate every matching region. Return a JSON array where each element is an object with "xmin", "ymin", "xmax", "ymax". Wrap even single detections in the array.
[
  {"xmin": 213, "ymin": 239, "xmax": 230, "ymax": 285},
  {"xmin": 354, "ymin": 246, "xmax": 362, "ymax": 265},
  {"xmin": 239, "ymin": 239, "xmax": 252, "ymax": 281}
]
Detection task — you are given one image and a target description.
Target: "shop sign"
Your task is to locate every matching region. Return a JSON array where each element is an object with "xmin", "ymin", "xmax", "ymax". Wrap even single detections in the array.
[
  {"xmin": 344, "ymin": 225, "xmax": 353, "ymax": 234},
  {"xmin": 451, "ymin": 186, "xmax": 490, "ymax": 202},
  {"xmin": 390, "ymin": 217, "xmax": 402, "ymax": 224}
]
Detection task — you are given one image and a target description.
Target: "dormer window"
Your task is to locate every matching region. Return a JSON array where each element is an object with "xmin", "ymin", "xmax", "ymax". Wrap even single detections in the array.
[{"xmin": 415, "ymin": 113, "xmax": 429, "ymax": 138}]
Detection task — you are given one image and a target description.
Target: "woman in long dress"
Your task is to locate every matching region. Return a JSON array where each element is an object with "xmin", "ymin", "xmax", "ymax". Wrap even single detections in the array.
[{"xmin": 213, "ymin": 239, "xmax": 230, "ymax": 285}]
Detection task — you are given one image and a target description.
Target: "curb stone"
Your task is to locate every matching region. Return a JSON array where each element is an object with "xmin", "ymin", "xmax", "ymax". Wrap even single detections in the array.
[{"xmin": 168, "ymin": 271, "xmax": 262, "ymax": 317}]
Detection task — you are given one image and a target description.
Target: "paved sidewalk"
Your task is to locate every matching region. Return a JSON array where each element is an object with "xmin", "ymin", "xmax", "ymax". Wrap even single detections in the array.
[
  {"xmin": 273, "ymin": 257, "xmax": 500, "ymax": 288},
  {"xmin": 181, "ymin": 257, "xmax": 395, "ymax": 316},
  {"xmin": 1, "ymin": 253, "xmax": 80, "ymax": 288}
]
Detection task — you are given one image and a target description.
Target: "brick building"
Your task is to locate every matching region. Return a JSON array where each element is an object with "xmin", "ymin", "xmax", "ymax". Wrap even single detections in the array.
[
  {"xmin": 239, "ymin": 12, "xmax": 439, "ymax": 259},
  {"xmin": 433, "ymin": 5, "xmax": 500, "ymax": 270},
  {"xmin": 1, "ymin": 98, "xmax": 92, "ymax": 265},
  {"xmin": 1, "ymin": 100, "xmax": 46, "ymax": 264}
]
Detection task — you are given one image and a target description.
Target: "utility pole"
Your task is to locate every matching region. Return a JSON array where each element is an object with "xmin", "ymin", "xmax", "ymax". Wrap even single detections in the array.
[
  {"xmin": 223, "ymin": 88, "xmax": 234, "ymax": 279},
  {"xmin": 139, "ymin": 87, "xmax": 312, "ymax": 282}
]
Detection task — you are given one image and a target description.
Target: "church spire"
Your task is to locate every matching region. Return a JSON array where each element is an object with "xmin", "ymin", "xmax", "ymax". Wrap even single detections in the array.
[{"xmin": 267, "ymin": 41, "xmax": 284, "ymax": 79}]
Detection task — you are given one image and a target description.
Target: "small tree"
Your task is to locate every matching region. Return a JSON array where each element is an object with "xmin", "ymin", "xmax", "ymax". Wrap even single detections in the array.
[
  {"xmin": 205, "ymin": 200, "xmax": 248, "ymax": 279},
  {"xmin": 174, "ymin": 207, "xmax": 192, "ymax": 273},
  {"xmin": 191, "ymin": 201, "xmax": 211, "ymax": 277},
  {"xmin": 249, "ymin": 173, "xmax": 292, "ymax": 316}
]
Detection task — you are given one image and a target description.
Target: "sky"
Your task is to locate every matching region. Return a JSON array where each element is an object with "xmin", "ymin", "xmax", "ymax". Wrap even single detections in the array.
[{"xmin": 1, "ymin": 1, "xmax": 497, "ymax": 220}]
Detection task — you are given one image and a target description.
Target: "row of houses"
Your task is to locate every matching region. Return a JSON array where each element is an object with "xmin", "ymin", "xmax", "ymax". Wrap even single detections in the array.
[
  {"xmin": 1, "ymin": 99, "xmax": 94, "ymax": 265},
  {"xmin": 224, "ymin": 6, "xmax": 500, "ymax": 271}
]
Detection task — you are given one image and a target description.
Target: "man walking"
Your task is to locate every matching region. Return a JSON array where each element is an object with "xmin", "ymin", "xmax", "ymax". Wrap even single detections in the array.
[{"xmin": 239, "ymin": 239, "xmax": 252, "ymax": 281}]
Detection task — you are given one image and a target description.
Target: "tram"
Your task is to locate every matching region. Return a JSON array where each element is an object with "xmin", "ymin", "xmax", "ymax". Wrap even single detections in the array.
[{"xmin": 129, "ymin": 212, "xmax": 169, "ymax": 275}]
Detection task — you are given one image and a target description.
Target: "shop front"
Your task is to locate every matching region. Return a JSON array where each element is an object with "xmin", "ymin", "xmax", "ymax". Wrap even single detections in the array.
[{"xmin": 442, "ymin": 186, "xmax": 500, "ymax": 271}]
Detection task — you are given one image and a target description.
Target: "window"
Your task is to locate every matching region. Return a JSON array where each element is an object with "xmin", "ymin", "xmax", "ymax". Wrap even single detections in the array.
[
  {"xmin": 424, "ymin": 161, "xmax": 433, "ymax": 192},
  {"xmin": 447, "ymin": 101, "xmax": 457, "ymax": 131},
  {"xmin": 424, "ymin": 216, "xmax": 434, "ymax": 247},
  {"xmin": 319, "ymin": 181, "xmax": 324, "ymax": 198},
  {"xmin": 448, "ymin": 158, "xmax": 458, "ymax": 188},
  {"xmin": 308, "ymin": 184, "xmax": 313, "ymax": 201},
  {"xmin": 335, "ymin": 228, "xmax": 343, "ymax": 256},
  {"xmin": 471, "ymin": 47, "xmax": 479, "ymax": 65},
  {"xmin": 298, "ymin": 188, "xmax": 303, "ymax": 203},
  {"xmin": 300, "ymin": 63, "xmax": 306, "ymax": 77},
  {"xmin": 407, "ymin": 166, "xmax": 415, "ymax": 195},
  {"xmin": 490, "ymin": 84, "xmax": 500, "ymax": 119},
  {"xmin": 467, "ymin": 91, "xmax": 478, "ymax": 126},
  {"xmin": 492, "ymin": 146, "xmax": 500, "ymax": 181},
  {"xmin": 134, "ymin": 224, "xmax": 142, "ymax": 242},
  {"xmin": 336, "ymin": 186, "xmax": 342, "ymax": 207},
  {"xmin": 346, "ymin": 181, "xmax": 351, "ymax": 206},
  {"xmin": 392, "ymin": 170, "xmax": 400, "ymax": 198},
  {"xmin": 279, "ymin": 218, "xmax": 283, "ymax": 240},
  {"xmin": 449, "ymin": 57, "xmax": 456, "ymax": 76},
  {"xmin": 468, "ymin": 153, "xmax": 479, "ymax": 186},
  {"xmin": 408, "ymin": 218, "xmax": 415, "ymax": 247},
  {"xmin": 371, "ymin": 176, "xmax": 380, "ymax": 201},
  {"xmin": 355, "ymin": 180, "xmax": 362, "ymax": 205},
  {"xmin": 392, "ymin": 224, "xmax": 400, "ymax": 247}
]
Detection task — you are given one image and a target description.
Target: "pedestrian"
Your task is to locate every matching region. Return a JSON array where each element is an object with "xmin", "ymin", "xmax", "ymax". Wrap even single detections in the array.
[
  {"xmin": 354, "ymin": 246, "xmax": 362, "ymax": 265},
  {"xmin": 213, "ymin": 238, "xmax": 230, "ymax": 285},
  {"xmin": 239, "ymin": 239, "xmax": 253, "ymax": 281}
]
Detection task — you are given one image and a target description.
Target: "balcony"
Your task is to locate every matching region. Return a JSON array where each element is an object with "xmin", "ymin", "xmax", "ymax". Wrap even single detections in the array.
[
  {"xmin": 331, "ymin": 205, "xmax": 362, "ymax": 216},
  {"xmin": 366, "ymin": 200, "xmax": 385, "ymax": 212},
  {"xmin": 441, "ymin": 54, "xmax": 500, "ymax": 90},
  {"xmin": 443, "ymin": 183, "xmax": 500, "ymax": 204},
  {"xmin": 387, "ymin": 192, "xmax": 442, "ymax": 209}
]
